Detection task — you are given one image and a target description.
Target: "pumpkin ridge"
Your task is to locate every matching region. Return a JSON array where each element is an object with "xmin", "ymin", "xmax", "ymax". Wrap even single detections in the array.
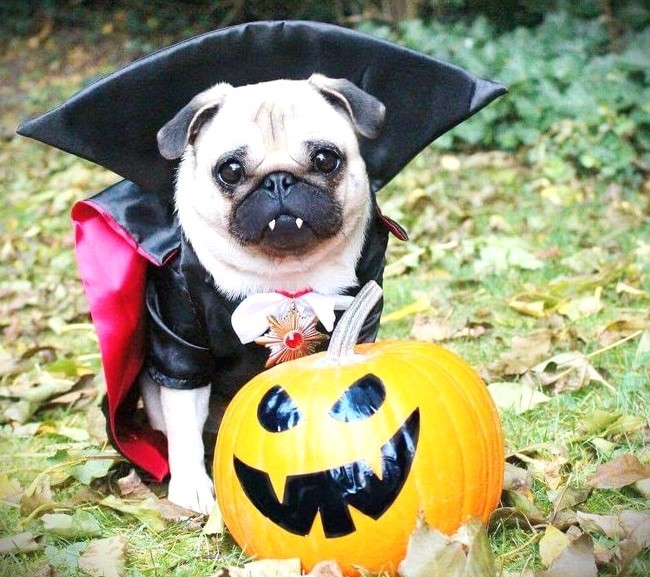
[{"xmin": 396, "ymin": 344, "xmax": 502, "ymax": 526}]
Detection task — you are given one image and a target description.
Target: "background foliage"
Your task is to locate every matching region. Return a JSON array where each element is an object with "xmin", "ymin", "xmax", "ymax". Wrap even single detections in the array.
[{"xmin": 2, "ymin": 0, "xmax": 648, "ymax": 186}]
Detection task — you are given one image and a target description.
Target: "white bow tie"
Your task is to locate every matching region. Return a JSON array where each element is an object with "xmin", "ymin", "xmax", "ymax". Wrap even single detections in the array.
[{"xmin": 231, "ymin": 289, "xmax": 354, "ymax": 344}]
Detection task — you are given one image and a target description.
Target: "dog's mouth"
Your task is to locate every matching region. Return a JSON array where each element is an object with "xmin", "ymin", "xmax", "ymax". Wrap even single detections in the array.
[
  {"xmin": 232, "ymin": 408, "xmax": 420, "ymax": 538},
  {"xmin": 230, "ymin": 180, "xmax": 343, "ymax": 255},
  {"xmin": 261, "ymin": 213, "xmax": 318, "ymax": 252}
]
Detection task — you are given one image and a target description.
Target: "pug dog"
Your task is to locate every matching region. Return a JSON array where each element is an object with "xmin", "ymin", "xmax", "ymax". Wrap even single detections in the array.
[{"xmin": 138, "ymin": 74, "xmax": 386, "ymax": 514}]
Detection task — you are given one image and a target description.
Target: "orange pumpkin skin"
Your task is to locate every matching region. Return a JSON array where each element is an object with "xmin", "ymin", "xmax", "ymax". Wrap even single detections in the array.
[{"xmin": 214, "ymin": 340, "xmax": 504, "ymax": 576}]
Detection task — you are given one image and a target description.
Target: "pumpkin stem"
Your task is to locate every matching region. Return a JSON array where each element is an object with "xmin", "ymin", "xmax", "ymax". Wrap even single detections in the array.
[{"xmin": 325, "ymin": 280, "xmax": 383, "ymax": 364}]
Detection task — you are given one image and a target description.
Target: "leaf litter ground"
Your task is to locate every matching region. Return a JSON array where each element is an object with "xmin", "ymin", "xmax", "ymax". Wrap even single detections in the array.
[{"xmin": 1, "ymin": 18, "xmax": 648, "ymax": 577}]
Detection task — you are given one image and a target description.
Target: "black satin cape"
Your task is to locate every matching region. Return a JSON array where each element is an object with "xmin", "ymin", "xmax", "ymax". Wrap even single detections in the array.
[{"xmin": 17, "ymin": 20, "xmax": 506, "ymax": 481}]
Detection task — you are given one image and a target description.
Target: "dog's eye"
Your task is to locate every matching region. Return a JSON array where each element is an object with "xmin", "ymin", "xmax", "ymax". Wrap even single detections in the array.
[
  {"xmin": 214, "ymin": 160, "xmax": 244, "ymax": 186},
  {"xmin": 312, "ymin": 149, "xmax": 341, "ymax": 175}
]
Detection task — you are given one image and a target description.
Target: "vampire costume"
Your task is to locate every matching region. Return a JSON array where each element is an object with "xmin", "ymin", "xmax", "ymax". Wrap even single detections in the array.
[{"xmin": 17, "ymin": 20, "xmax": 506, "ymax": 482}]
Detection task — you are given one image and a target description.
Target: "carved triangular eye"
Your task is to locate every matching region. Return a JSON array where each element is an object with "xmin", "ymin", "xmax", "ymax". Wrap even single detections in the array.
[
  {"xmin": 329, "ymin": 374, "xmax": 386, "ymax": 422},
  {"xmin": 258, "ymin": 385, "xmax": 302, "ymax": 432}
]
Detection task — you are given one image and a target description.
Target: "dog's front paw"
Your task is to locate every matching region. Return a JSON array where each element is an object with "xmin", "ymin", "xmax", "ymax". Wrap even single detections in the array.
[{"xmin": 167, "ymin": 471, "xmax": 215, "ymax": 515}]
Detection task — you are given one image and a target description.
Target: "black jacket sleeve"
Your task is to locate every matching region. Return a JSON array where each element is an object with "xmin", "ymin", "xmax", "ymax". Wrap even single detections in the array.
[{"xmin": 145, "ymin": 260, "xmax": 216, "ymax": 390}]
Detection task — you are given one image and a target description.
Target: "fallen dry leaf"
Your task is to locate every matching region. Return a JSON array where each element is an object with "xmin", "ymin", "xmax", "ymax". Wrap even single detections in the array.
[
  {"xmin": 539, "ymin": 525, "xmax": 569, "ymax": 568},
  {"xmin": 21, "ymin": 474, "xmax": 55, "ymax": 517},
  {"xmin": 100, "ymin": 495, "xmax": 166, "ymax": 533},
  {"xmin": 0, "ymin": 473, "xmax": 22, "ymax": 503},
  {"xmin": 28, "ymin": 565, "xmax": 57, "ymax": 577},
  {"xmin": 615, "ymin": 511, "xmax": 650, "ymax": 573},
  {"xmin": 488, "ymin": 382, "xmax": 551, "ymax": 415},
  {"xmin": 77, "ymin": 536, "xmax": 127, "ymax": 577},
  {"xmin": 633, "ymin": 478, "xmax": 650, "ymax": 498},
  {"xmin": 397, "ymin": 517, "xmax": 496, "ymax": 577},
  {"xmin": 383, "ymin": 296, "xmax": 432, "ymax": 323},
  {"xmin": 512, "ymin": 444, "xmax": 569, "ymax": 490},
  {"xmin": 41, "ymin": 511, "xmax": 102, "ymax": 539},
  {"xmin": 0, "ymin": 531, "xmax": 41, "ymax": 554},
  {"xmin": 117, "ymin": 468, "xmax": 155, "ymax": 500},
  {"xmin": 532, "ymin": 351, "xmax": 612, "ymax": 393},
  {"xmin": 117, "ymin": 468, "xmax": 197, "ymax": 521},
  {"xmin": 548, "ymin": 486, "xmax": 590, "ymax": 516},
  {"xmin": 203, "ymin": 501, "xmax": 225, "ymax": 535},
  {"xmin": 576, "ymin": 511, "xmax": 625, "ymax": 540},
  {"xmin": 503, "ymin": 462, "xmax": 533, "ymax": 498},
  {"xmin": 491, "ymin": 331, "xmax": 553, "ymax": 376},
  {"xmin": 589, "ymin": 454, "xmax": 650, "ymax": 489},
  {"xmin": 539, "ymin": 533, "xmax": 597, "ymax": 577},
  {"xmin": 598, "ymin": 319, "xmax": 650, "ymax": 347},
  {"xmin": 556, "ymin": 287, "xmax": 603, "ymax": 321},
  {"xmin": 209, "ymin": 558, "xmax": 302, "ymax": 577},
  {"xmin": 411, "ymin": 313, "xmax": 492, "ymax": 342},
  {"xmin": 501, "ymin": 492, "xmax": 547, "ymax": 526}
]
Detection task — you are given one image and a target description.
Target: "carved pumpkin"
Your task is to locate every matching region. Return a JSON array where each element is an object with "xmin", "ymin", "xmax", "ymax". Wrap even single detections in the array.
[{"xmin": 214, "ymin": 282, "xmax": 504, "ymax": 576}]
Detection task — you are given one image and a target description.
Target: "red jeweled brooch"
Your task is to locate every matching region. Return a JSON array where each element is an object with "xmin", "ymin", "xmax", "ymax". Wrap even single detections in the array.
[{"xmin": 255, "ymin": 304, "xmax": 328, "ymax": 368}]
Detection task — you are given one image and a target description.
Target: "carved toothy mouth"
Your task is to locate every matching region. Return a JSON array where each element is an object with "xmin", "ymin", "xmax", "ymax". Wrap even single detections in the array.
[{"xmin": 233, "ymin": 408, "xmax": 420, "ymax": 538}]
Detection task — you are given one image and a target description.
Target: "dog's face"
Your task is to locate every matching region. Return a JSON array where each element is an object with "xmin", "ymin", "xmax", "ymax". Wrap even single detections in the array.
[{"xmin": 157, "ymin": 75, "xmax": 385, "ymax": 298}]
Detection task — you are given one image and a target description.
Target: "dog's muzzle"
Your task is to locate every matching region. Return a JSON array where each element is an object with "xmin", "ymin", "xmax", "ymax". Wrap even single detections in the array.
[{"xmin": 231, "ymin": 171, "xmax": 343, "ymax": 254}]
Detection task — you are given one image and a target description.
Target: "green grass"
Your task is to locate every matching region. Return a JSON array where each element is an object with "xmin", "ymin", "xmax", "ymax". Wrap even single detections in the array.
[{"xmin": 1, "ymin": 19, "xmax": 649, "ymax": 577}]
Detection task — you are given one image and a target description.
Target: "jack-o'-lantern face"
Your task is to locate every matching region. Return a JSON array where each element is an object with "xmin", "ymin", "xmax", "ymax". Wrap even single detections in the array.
[
  {"xmin": 233, "ymin": 375, "xmax": 420, "ymax": 538},
  {"xmin": 214, "ymin": 341, "xmax": 504, "ymax": 576}
]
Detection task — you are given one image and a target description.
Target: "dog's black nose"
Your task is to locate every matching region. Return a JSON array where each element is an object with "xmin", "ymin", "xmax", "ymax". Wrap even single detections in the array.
[{"xmin": 262, "ymin": 172, "xmax": 297, "ymax": 200}]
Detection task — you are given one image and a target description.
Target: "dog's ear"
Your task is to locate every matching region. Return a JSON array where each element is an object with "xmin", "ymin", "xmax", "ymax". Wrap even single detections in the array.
[
  {"xmin": 309, "ymin": 74, "xmax": 385, "ymax": 139},
  {"xmin": 157, "ymin": 83, "xmax": 234, "ymax": 160}
]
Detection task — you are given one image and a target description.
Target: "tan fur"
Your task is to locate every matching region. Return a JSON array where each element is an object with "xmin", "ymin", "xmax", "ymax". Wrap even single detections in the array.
[{"xmin": 174, "ymin": 79, "xmax": 372, "ymax": 299}]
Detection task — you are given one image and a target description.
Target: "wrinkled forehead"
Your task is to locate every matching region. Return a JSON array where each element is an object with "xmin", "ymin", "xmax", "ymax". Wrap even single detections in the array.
[{"xmin": 206, "ymin": 80, "xmax": 357, "ymax": 151}]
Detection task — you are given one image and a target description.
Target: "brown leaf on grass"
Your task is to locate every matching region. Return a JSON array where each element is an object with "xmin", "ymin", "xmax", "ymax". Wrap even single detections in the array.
[
  {"xmin": 539, "ymin": 533, "xmax": 597, "ymax": 577},
  {"xmin": 78, "ymin": 536, "xmax": 127, "ymax": 577},
  {"xmin": 100, "ymin": 495, "xmax": 166, "ymax": 532},
  {"xmin": 85, "ymin": 404, "xmax": 109, "ymax": 445},
  {"xmin": 47, "ymin": 374, "xmax": 98, "ymax": 408},
  {"xmin": 633, "ymin": 478, "xmax": 650, "ymax": 498},
  {"xmin": 512, "ymin": 444, "xmax": 569, "ymax": 490},
  {"xmin": 503, "ymin": 462, "xmax": 533, "ymax": 497},
  {"xmin": 203, "ymin": 501, "xmax": 224, "ymax": 535},
  {"xmin": 28, "ymin": 565, "xmax": 57, "ymax": 577},
  {"xmin": 307, "ymin": 561, "xmax": 345, "ymax": 577},
  {"xmin": 20, "ymin": 475, "xmax": 55, "ymax": 517},
  {"xmin": 508, "ymin": 292, "xmax": 557, "ymax": 318},
  {"xmin": 532, "ymin": 351, "xmax": 611, "ymax": 393},
  {"xmin": 487, "ymin": 382, "xmax": 551, "ymax": 415},
  {"xmin": 59, "ymin": 485, "xmax": 102, "ymax": 508},
  {"xmin": 41, "ymin": 511, "xmax": 102, "ymax": 539},
  {"xmin": 0, "ymin": 369, "xmax": 77, "ymax": 404},
  {"xmin": 576, "ymin": 512, "xmax": 625, "ymax": 540},
  {"xmin": 500, "ymin": 492, "xmax": 547, "ymax": 526},
  {"xmin": 539, "ymin": 525, "xmax": 569, "ymax": 568},
  {"xmin": 411, "ymin": 314, "xmax": 492, "ymax": 343},
  {"xmin": 116, "ymin": 469, "xmax": 197, "ymax": 521},
  {"xmin": 156, "ymin": 498, "xmax": 199, "ymax": 522},
  {"xmin": 0, "ymin": 531, "xmax": 41, "ymax": 554},
  {"xmin": 548, "ymin": 486, "xmax": 591, "ymax": 516},
  {"xmin": 117, "ymin": 468, "xmax": 155, "ymax": 500},
  {"xmin": 0, "ymin": 473, "xmax": 23, "ymax": 503},
  {"xmin": 598, "ymin": 319, "xmax": 650, "ymax": 347},
  {"xmin": 490, "ymin": 331, "xmax": 553, "ymax": 376},
  {"xmin": 556, "ymin": 288, "xmax": 603, "ymax": 321},
  {"xmin": 615, "ymin": 511, "xmax": 650, "ymax": 572},
  {"xmin": 209, "ymin": 559, "xmax": 302, "ymax": 577},
  {"xmin": 397, "ymin": 517, "xmax": 497, "ymax": 577},
  {"xmin": 589, "ymin": 454, "xmax": 650, "ymax": 489}
]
